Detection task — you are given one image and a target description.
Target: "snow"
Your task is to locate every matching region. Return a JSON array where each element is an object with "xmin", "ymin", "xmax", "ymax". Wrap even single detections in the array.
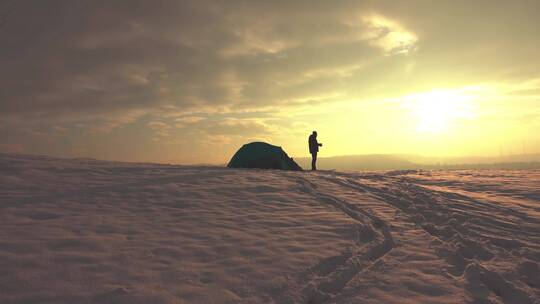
[{"xmin": 0, "ymin": 153, "xmax": 539, "ymax": 303}]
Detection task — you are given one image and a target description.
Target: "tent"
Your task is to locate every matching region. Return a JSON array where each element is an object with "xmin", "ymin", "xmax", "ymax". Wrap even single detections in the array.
[{"xmin": 227, "ymin": 142, "xmax": 303, "ymax": 171}]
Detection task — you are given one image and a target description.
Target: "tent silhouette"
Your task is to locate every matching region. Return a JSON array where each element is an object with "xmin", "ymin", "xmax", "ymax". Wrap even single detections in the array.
[{"xmin": 227, "ymin": 142, "xmax": 302, "ymax": 171}]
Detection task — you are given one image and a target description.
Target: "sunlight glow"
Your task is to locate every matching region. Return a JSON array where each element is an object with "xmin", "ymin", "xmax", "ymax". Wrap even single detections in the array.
[{"xmin": 403, "ymin": 90, "xmax": 477, "ymax": 134}]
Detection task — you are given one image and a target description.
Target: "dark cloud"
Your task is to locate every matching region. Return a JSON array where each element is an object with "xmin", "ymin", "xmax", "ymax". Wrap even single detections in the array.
[{"xmin": 0, "ymin": 0, "xmax": 407, "ymax": 120}]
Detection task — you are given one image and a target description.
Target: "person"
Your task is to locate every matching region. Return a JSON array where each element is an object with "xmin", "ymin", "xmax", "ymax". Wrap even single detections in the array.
[{"xmin": 308, "ymin": 131, "xmax": 322, "ymax": 170}]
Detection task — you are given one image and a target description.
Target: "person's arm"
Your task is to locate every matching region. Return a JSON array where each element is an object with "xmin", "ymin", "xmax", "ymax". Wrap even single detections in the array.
[{"xmin": 318, "ymin": 143, "xmax": 322, "ymax": 147}]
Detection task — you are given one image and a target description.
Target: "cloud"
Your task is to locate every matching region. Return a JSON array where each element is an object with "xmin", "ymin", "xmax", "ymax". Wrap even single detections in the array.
[
  {"xmin": 147, "ymin": 121, "xmax": 168, "ymax": 129},
  {"xmin": 361, "ymin": 14, "xmax": 418, "ymax": 55},
  {"xmin": 174, "ymin": 116, "xmax": 205, "ymax": 128},
  {"xmin": 0, "ymin": 1, "xmax": 410, "ymax": 125}
]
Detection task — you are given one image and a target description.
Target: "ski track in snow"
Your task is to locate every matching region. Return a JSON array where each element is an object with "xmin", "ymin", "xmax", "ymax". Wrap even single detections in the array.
[
  {"xmin": 320, "ymin": 172, "xmax": 540, "ymax": 303},
  {"xmin": 0, "ymin": 153, "xmax": 539, "ymax": 303}
]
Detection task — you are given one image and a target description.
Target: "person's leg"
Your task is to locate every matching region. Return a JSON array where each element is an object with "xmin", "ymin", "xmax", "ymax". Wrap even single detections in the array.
[{"xmin": 311, "ymin": 152, "xmax": 317, "ymax": 170}]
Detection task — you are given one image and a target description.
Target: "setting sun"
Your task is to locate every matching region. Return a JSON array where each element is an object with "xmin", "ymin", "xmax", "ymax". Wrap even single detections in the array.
[{"xmin": 403, "ymin": 90, "xmax": 476, "ymax": 134}]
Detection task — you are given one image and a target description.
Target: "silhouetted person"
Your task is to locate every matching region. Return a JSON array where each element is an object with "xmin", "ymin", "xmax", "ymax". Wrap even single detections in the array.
[{"xmin": 308, "ymin": 131, "xmax": 322, "ymax": 170}]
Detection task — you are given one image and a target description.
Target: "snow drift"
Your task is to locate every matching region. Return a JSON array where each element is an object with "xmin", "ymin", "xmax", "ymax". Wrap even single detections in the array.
[{"xmin": 0, "ymin": 153, "xmax": 539, "ymax": 303}]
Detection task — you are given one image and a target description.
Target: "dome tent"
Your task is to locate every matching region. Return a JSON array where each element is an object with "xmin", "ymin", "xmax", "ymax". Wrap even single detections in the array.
[{"xmin": 227, "ymin": 142, "xmax": 302, "ymax": 171}]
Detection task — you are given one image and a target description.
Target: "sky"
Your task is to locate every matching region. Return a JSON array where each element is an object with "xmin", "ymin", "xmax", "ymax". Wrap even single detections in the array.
[{"xmin": 1, "ymin": 0, "xmax": 539, "ymax": 164}]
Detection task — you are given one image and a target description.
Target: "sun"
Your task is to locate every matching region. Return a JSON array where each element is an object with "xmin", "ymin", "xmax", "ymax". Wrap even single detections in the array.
[{"xmin": 405, "ymin": 90, "xmax": 475, "ymax": 134}]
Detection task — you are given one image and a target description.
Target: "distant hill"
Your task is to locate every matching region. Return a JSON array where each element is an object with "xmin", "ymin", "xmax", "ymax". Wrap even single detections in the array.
[
  {"xmin": 401, "ymin": 154, "xmax": 540, "ymax": 165},
  {"xmin": 294, "ymin": 154, "xmax": 540, "ymax": 171},
  {"xmin": 295, "ymin": 154, "xmax": 420, "ymax": 171}
]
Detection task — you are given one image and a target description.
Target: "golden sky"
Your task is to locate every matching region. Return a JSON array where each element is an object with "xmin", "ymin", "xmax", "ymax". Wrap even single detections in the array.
[{"xmin": 1, "ymin": 1, "xmax": 539, "ymax": 164}]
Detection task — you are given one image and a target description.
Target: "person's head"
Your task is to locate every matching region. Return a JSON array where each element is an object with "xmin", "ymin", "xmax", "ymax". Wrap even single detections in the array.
[{"xmin": 312, "ymin": 131, "xmax": 317, "ymax": 137}]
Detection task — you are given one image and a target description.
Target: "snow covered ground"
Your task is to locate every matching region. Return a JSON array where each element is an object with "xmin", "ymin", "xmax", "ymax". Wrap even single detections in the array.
[{"xmin": 0, "ymin": 153, "xmax": 539, "ymax": 304}]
